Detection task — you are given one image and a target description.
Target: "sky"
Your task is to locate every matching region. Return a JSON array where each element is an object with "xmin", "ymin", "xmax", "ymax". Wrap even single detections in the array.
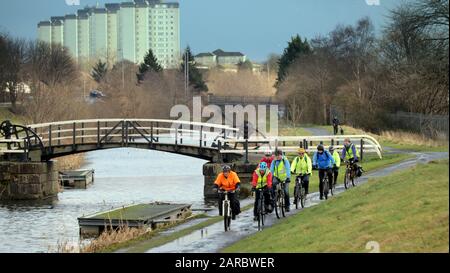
[{"xmin": 0, "ymin": 0, "xmax": 401, "ymax": 62}]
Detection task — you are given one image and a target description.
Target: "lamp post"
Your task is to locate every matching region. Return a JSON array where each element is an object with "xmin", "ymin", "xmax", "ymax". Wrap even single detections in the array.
[
  {"xmin": 184, "ymin": 51, "xmax": 189, "ymax": 101},
  {"xmin": 118, "ymin": 48, "xmax": 125, "ymax": 91}
]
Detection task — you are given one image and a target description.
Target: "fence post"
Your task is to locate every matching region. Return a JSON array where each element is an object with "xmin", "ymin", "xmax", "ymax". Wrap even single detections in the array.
[
  {"xmin": 48, "ymin": 125, "xmax": 52, "ymax": 148},
  {"xmin": 97, "ymin": 121, "xmax": 100, "ymax": 148},
  {"xmin": 81, "ymin": 122, "xmax": 84, "ymax": 144},
  {"xmin": 199, "ymin": 126, "xmax": 203, "ymax": 148},
  {"xmin": 58, "ymin": 125, "xmax": 61, "ymax": 146},
  {"xmin": 175, "ymin": 126, "xmax": 178, "ymax": 147},
  {"xmin": 218, "ymin": 140, "xmax": 223, "ymax": 163},
  {"xmin": 72, "ymin": 122, "xmax": 76, "ymax": 150},
  {"xmin": 245, "ymin": 139, "xmax": 249, "ymax": 164},
  {"xmin": 360, "ymin": 139, "xmax": 364, "ymax": 162},
  {"xmin": 150, "ymin": 121, "xmax": 154, "ymax": 145},
  {"xmin": 125, "ymin": 121, "xmax": 129, "ymax": 147}
]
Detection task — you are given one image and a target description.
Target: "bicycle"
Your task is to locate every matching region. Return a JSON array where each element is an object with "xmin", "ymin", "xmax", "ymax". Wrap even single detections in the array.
[
  {"xmin": 253, "ymin": 188, "xmax": 266, "ymax": 231},
  {"xmin": 274, "ymin": 181, "xmax": 286, "ymax": 219},
  {"xmin": 330, "ymin": 168, "xmax": 337, "ymax": 196},
  {"xmin": 344, "ymin": 161, "xmax": 357, "ymax": 189},
  {"xmin": 294, "ymin": 176, "xmax": 307, "ymax": 209},
  {"xmin": 219, "ymin": 189, "xmax": 235, "ymax": 232},
  {"xmin": 322, "ymin": 170, "xmax": 330, "ymax": 200}
]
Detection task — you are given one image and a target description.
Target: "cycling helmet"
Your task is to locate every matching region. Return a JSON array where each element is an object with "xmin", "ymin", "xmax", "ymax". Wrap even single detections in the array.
[
  {"xmin": 329, "ymin": 146, "xmax": 335, "ymax": 152},
  {"xmin": 264, "ymin": 149, "xmax": 273, "ymax": 156},
  {"xmin": 259, "ymin": 162, "xmax": 268, "ymax": 171},
  {"xmin": 222, "ymin": 165, "xmax": 231, "ymax": 172},
  {"xmin": 317, "ymin": 144, "xmax": 324, "ymax": 151},
  {"xmin": 298, "ymin": 148, "xmax": 306, "ymax": 154}
]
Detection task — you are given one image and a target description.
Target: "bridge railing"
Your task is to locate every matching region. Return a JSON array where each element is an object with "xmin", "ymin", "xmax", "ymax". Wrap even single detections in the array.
[
  {"xmin": 25, "ymin": 119, "xmax": 239, "ymax": 151},
  {"xmin": 218, "ymin": 135, "xmax": 383, "ymax": 160}
]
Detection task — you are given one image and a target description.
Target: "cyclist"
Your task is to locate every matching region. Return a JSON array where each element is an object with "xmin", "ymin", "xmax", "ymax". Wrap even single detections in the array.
[
  {"xmin": 270, "ymin": 149, "xmax": 291, "ymax": 212},
  {"xmin": 312, "ymin": 144, "xmax": 335, "ymax": 200},
  {"xmin": 341, "ymin": 138, "xmax": 360, "ymax": 175},
  {"xmin": 213, "ymin": 165, "xmax": 241, "ymax": 220},
  {"xmin": 291, "ymin": 148, "xmax": 312, "ymax": 197},
  {"xmin": 251, "ymin": 162, "xmax": 273, "ymax": 221},
  {"xmin": 329, "ymin": 146, "xmax": 341, "ymax": 188},
  {"xmin": 260, "ymin": 149, "xmax": 274, "ymax": 167}
]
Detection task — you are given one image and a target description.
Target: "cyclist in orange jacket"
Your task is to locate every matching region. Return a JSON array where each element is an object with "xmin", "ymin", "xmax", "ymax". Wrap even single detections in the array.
[{"xmin": 213, "ymin": 165, "xmax": 241, "ymax": 220}]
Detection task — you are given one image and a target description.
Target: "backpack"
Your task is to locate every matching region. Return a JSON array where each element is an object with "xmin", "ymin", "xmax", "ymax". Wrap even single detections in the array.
[{"xmin": 356, "ymin": 165, "xmax": 364, "ymax": 177}]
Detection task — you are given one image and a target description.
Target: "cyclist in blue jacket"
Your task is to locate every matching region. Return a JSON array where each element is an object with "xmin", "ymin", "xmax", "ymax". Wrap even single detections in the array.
[{"xmin": 313, "ymin": 144, "xmax": 335, "ymax": 200}]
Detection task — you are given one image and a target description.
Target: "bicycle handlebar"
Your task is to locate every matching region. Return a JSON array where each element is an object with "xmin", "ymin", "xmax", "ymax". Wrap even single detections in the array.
[{"xmin": 218, "ymin": 189, "xmax": 236, "ymax": 194}]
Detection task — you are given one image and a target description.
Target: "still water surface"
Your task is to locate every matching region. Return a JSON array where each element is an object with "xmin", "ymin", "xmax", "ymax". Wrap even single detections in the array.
[{"xmin": 0, "ymin": 148, "xmax": 207, "ymax": 253}]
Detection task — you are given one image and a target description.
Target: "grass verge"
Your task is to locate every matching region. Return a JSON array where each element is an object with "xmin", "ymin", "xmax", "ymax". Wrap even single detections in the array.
[{"xmin": 223, "ymin": 160, "xmax": 449, "ymax": 253}]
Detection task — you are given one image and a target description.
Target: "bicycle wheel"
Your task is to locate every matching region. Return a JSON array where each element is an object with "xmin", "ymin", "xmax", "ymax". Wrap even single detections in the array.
[
  {"xmin": 351, "ymin": 169, "xmax": 357, "ymax": 187},
  {"xmin": 280, "ymin": 189, "xmax": 286, "ymax": 217},
  {"xmin": 344, "ymin": 169, "xmax": 350, "ymax": 189},
  {"xmin": 300, "ymin": 186, "xmax": 306, "ymax": 208},
  {"xmin": 330, "ymin": 173, "xmax": 334, "ymax": 196},
  {"xmin": 224, "ymin": 202, "xmax": 230, "ymax": 232},
  {"xmin": 294, "ymin": 183, "xmax": 300, "ymax": 210},
  {"xmin": 258, "ymin": 197, "xmax": 264, "ymax": 231},
  {"xmin": 274, "ymin": 190, "xmax": 281, "ymax": 219},
  {"xmin": 323, "ymin": 177, "xmax": 329, "ymax": 200}
]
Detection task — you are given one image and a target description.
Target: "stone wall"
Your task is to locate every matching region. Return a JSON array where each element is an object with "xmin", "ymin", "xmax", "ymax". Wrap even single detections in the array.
[
  {"xmin": 0, "ymin": 161, "xmax": 60, "ymax": 200},
  {"xmin": 203, "ymin": 161, "xmax": 258, "ymax": 200}
]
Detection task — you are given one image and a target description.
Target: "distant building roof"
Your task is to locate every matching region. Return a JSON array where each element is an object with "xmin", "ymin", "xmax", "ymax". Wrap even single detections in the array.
[
  {"xmin": 195, "ymin": 53, "xmax": 215, "ymax": 57},
  {"xmin": 93, "ymin": 8, "xmax": 107, "ymax": 14},
  {"xmin": 213, "ymin": 49, "xmax": 244, "ymax": 57},
  {"xmin": 51, "ymin": 16, "xmax": 65, "ymax": 22},
  {"xmin": 105, "ymin": 3, "xmax": 121, "ymax": 11},
  {"xmin": 38, "ymin": 21, "xmax": 51, "ymax": 27},
  {"xmin": 65, "ymin": 14, "xmax": 77, "ymax": 19}
]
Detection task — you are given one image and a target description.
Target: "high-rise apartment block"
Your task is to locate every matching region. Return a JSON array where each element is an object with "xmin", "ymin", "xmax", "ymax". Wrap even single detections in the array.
[{"xmin": 37, "ymin": 0, "xmax": 180, "ymax": 69}]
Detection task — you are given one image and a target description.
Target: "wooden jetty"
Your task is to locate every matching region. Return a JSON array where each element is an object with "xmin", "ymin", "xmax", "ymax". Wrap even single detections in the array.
[{"xmin": 78, "ymin": 202, "xmax": 192, "ymax": 237}]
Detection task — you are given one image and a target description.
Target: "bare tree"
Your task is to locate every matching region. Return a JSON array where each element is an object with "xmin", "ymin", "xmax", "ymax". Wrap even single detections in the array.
[
  {"xmin": 0, "ymin": 34, "xmax": 27, "ymax": 109},
  {"xmin": 26, "ymin": 41, "xmax": 78, "ymax": 88}
]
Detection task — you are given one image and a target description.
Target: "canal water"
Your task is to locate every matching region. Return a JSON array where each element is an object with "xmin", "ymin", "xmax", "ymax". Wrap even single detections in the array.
[{"xmin": 0, "ymin": 148, "xmax": 207, "ymax": 253}]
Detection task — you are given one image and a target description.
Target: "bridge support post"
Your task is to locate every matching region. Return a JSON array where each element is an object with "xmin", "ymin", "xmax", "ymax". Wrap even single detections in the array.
[{"xmin": 0, "ymin": 161, "xmax": 60, "ymax": 201}]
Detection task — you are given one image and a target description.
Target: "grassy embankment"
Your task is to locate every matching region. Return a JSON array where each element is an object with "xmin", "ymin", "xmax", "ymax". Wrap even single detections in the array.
[{"xmin": 224, "ymin": 159, "xmax": 449, "ymax": 253}]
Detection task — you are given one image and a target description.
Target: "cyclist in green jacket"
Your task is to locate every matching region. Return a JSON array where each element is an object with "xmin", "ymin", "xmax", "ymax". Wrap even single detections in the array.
[
  {"xmin": 291, "ymin": 148, "xmax": 312, "ymax": 196},
  {"xmin": 329, "ymin": 146, "xmax": 341, "ymax": 188}
]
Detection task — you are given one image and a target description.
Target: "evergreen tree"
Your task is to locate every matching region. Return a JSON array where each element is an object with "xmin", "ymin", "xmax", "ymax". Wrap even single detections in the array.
[
  {"xmin": 91, "ymin": 59, "xmax": 108, "ymax": 83},
  {"xmin": 275, "ymin": 35, "xmax": 312, "ymax": 87},
  {"xmin": 137, "ymin": 49, "xmax": 162, "ymax": 83},
  {"xmin": 181, "ymin": 46, "xmax": 208, "ymax": 92}
]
